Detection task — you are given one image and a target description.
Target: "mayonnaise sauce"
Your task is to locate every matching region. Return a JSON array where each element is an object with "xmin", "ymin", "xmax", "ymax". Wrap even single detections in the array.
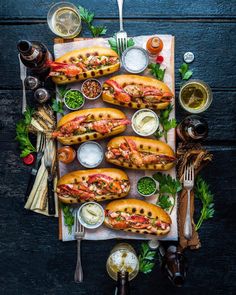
[
  {"xmin": 132, "ymin": 110, "xmax": 159, "ymax": 136},
  {"xmin": 80, "ymin": 203, "xmax": 103, "ymax": 225}
]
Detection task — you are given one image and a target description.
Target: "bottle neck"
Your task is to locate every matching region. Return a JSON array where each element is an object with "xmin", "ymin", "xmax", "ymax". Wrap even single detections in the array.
[
  {"xmin": 18, "ymin": 40, "xmax": 40, "ymax": 61},
  {"xmin": 187, "ymin": 123, "xmax": 207, "ymax": 139},
  {"xmin": 115, "ymin": 271, "xmax": 130, "ymax": 295}
]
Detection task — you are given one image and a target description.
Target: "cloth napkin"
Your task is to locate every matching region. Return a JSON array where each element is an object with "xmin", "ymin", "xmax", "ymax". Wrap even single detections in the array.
[{"xmin": 176, "ymin": 143, "xmax": 213, "ymax": 250}]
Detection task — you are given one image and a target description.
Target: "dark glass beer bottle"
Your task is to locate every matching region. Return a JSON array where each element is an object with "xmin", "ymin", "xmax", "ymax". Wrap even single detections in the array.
[
  {"xmin": 115, "ymin": 271, "xmax": 130, "ymax": 295},
  {"xmin": 177, "ymin": 115, "xmax": 208, "ymax": 141},
  {"xmin": 17, "ymin": 40, "xmax": 52, "ymax": 75}
]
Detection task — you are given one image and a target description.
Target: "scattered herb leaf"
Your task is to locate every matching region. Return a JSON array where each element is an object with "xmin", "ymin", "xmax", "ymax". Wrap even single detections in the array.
[
  {"xmin": 154, "ymin": 105, "xmax": 177, "ymax": 142},
  {"xmin": 15, "ymin": 107, "xmax": 36, "ymax": 158},
  {"xmin": 148, "ymin": 63, "xmax": 165, "ymax": 81},
  {"xmin": 195, "ymin": 176, "xmax": 215, "ymax": 230},
  {"xmin": 52, "ymin": 99, "xmax": 64, "ymax": 114},
  {"xmin": 179, "ymin": 62, "xmax": 193, "ymax": 80},
  {"xmin": 138, "ymin": 243, "xmax": 156, "ymax": 274},
  {"xmin": 108, "ymin": 36, "xmax": 135, "ymax": 54},
  {"xmin": 153, "ymin": 172, "xmax": 182, "ymax": 212},
  {"xmin": 79, "ymin": 6, "xmax": 107, "ymax": 37},
  {"xmin": 61, "ymin": 204, "xmax": 74, "ymax": 234}
]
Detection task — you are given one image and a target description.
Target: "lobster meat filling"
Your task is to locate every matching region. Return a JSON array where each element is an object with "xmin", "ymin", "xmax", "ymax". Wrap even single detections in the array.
[
  {"xmin": 103, "ymin": 80, "xmax": 173, "ymax": 104},
  {"xmin": 47, "ymin": 55, "xmax": 119, "ymax": 78},
  {"xmin": 105, "ymin": 210, "xmax": 170, "ymax": 233},
  {"xmin": 52, "ymin": 115, "xmax": 130, "ymax": 138},
  {"xmin": 106, "ymin": 138, "xmax": 176, "ymax": 167},
  {"xmin": 57, "ymin": 174, "xmax": 130, "ymax": 201}
]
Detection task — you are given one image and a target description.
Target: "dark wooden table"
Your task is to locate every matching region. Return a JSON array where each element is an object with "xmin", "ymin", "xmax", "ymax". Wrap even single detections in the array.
[{"xmin": 1, "ymin": 1, "xmax": 236, "ymax": 294}]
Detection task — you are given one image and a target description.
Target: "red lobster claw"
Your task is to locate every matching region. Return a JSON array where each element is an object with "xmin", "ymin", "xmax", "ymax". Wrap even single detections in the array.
[{"xmin": 105, "ymin": 80, "xmax": 131, "ymax": 103}]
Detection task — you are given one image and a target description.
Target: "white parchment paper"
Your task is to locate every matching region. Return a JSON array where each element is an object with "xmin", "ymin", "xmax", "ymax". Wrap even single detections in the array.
[{"xmin": 54, "ymin": 35, "xmax": 177, "ymax": 241}]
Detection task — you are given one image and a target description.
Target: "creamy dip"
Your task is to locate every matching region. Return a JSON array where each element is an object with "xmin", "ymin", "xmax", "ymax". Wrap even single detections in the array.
[
  {"xmin": 80, "ymin": 203, "xmax": 103, "ymax": 225},
  {"xmin": 132, "ymin": 109, "xmax": 159, "ymax": 136},
  {"xmin": 122, "ymin": 47, "xmax": 149, "ymax": 73}
]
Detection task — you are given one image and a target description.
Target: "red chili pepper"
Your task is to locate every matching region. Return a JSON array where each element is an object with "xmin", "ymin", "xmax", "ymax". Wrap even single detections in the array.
[
  {"xmin": 156, "ymin": 55, "xmax": 164, "ymax": 64},
  {"xmin": 22, "ymin": 153, "xmax": 35, "ymax": 165}
]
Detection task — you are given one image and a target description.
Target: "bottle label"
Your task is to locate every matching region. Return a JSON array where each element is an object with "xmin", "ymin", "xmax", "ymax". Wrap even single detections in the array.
[{"xmin": 24, "ymin": 49, "xmax": 40, "ymax": 61}]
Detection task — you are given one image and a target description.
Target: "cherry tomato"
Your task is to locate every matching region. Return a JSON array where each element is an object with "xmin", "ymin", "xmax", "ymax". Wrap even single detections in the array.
[
  {"xmin": 22, "ymin": 153, "xmax": 35, "ymax": 165},
  {"xmin": 156, "ymin": 55, "xmax": 164, "ymax": 64}
]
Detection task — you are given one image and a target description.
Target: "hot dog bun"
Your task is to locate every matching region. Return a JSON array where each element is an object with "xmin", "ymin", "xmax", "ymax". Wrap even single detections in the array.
[
  {"xmin": 102, "ymin": 74, "xmax": 173, "ymax": 109},
  {"xmin": 56, "ymin": 108, "xmax": 128, "ymax": 145},
  {"xmin": 52, "ymin": 47, "xmax": 120, "ymax": 84},
  {"xmin": 104, "ymin": 199, "xmax": 172, "ymax": 236},
  {"xmin": 106, "ymin": 136, "xmax": 175, "ymax": 170},
  {"xmin": 57, "ymin": 168, "xmax": 130, "ymax": 204}
]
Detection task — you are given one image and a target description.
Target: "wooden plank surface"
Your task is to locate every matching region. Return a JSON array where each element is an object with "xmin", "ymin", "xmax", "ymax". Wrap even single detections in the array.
[
  {"xmin": 1, "ymin": 0, "xmax": 236, "ymax": 19},
  {"xmin": 1, "ymin": 22, "xmax": 236, "ymax": 90}
]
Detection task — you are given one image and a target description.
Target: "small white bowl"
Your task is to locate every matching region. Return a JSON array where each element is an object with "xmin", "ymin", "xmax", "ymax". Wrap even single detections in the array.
[
  {"xmin": 131, "ymin": 109, "xmax": 159, "ymax": 137},
  {"xmin": 137, "ymin": 176, "xmax": 157, "ymax": 198},
  {"xmin": 122, "ymin": 46, "xmax": 149, "ymax": 74},
  {"xmin": 78, "ymin": 202, "xmax": 105, "ymax": 229},
  {"xmin": 81, "ymin": 78, "xmax": 102, "ymax": 100},
  {"xmin": 77, "ymin": 141, "xmax": 104, "ymax": 168},
  {"xmin": 64, "ymin": 89, "xmax": 85, "ymax": 111}
]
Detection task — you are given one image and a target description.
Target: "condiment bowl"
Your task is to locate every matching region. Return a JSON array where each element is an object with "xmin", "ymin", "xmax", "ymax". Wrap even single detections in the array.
[
  {"xmin": 137, "ymin": 176, "xmax": 157, "ymax": 197},
  {"xmin": 131, "ymin": 109, "xmax": 159, "ymax": 137},
  {"xmin": 77, "ymin": 141, "xmax": 104, "ymax": 168},
  {"xmin": 81, "ymin": 78, "xmax": 102, "ymax": 100},
  {"xmin": 122, "ymin": 46, "xmax": 149, "ymax": 74},
  {"xmin": 64, "ymin": 89, "xmax": 85, "ymax": 111},
  {"xmin": 78, "ymin": 202, "xmax": 105, "ymax": 229}
]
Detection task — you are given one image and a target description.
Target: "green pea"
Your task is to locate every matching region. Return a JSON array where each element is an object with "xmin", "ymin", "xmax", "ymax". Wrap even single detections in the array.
[
  {"xmin": 65, "ymin": 90, "xmax": 84, "ymax": 109},
  {"xmin": 137, "ymin": 177, "xmax": 156, "ymax": 196}
]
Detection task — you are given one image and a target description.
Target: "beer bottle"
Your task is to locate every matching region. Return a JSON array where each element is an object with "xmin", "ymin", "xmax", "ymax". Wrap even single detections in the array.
[
  {"xmin": 176, "ymin": 115, "xmax": 208, "ymax": 142},
  {"xmin": 17, "ymin": 40, "xmax": 52, "ymax": 75},
  {"xmin": 115, "ymin": 271, "xmax": 130, "ymax": 295}
]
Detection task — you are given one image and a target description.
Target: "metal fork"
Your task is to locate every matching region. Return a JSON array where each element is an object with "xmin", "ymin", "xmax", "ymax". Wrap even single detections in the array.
[
  {"xmin": 116, "ymin": 0, "xmax": 128, "ymax": 56},
  {"xmin": 74, "ymin": 212, "xmax": 85, "ymax": 283},
  {"xmin": 44, "ymin": 139, "xmax": 56, "ymax": 215},
  {"xmin": 18, "ymin": 54, "xmax": 27, "ymax": 114},
  {"xmin": 183, "ymin": 163, "xmax": 195, "ymax": 240},
  {"xmin": 25, "ymin": 133, "xmax": 46, "ymax": 201}
]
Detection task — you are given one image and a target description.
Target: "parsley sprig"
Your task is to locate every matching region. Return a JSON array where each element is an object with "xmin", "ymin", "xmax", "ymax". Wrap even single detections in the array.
[
  {"xmin": 15, "ymin": 107, "xmax": 36, "ymax": 157},
  {"xmin": 195, "ymin": 176, "xmax": 215, "ymax": 230},
  {"xmin": 153, "ymin": 173, "xmax": 182, "ymax": 212},
  {"xmin": 52, "ymin": 86, "xmax": 69, "ymax": 114},
  {"xmin": 108, "ymin": 36, "xmax": 135, "ymax": 54},
  {"xmin": 148, "ymin": 63, "xmax": 165, "ymax": 81},
  {"xmin": 138, "ymin": 243, "xmax": 156, "ymax": 274},
  {"xmin": 154, "ymin": 105, "xmax": 177, "ymax": 142},
  {"xmin": 79, "ymin": 6, "xmax": 107, "ymax": 37},
  {"xmin": 61, "ymin": 204, "xmax": 74, "ymax": 234},
  {"xmin": 179, "ymin": 62, "xmax": 193, "ymax": 80}
]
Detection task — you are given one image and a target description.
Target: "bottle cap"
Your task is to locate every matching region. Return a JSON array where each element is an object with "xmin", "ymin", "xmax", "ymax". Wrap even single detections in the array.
[
  {"xmin": 148, "ymin": 239, "xmax": 160, "ymax": 250},
  {"xmin": 183, "ymin": 52, "xmax": 194, "ymax": 63}
]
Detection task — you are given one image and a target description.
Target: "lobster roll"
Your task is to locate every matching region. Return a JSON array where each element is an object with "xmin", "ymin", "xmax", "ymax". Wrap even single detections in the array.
[
  {"xmin": 102, "ymin": 74, "xmax": 174, "ymax": 109},
  {"xmin": 57, "ymin": 168, "xmax": 130, "ymax": 204},
  {"xmin": 104, "ymin": 199, "xmax": 172, "ymax": 236},
  {"xmin": 52, "ymin": 108, "xmax": 130, "ymax": 145},
  {"xmin": 105, "ymin": 136, "xmax": 176, "ymax": 170}
]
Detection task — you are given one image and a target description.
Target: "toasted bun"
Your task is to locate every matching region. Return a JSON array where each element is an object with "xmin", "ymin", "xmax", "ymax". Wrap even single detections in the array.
[
  {"xmin": 57, "ymin": 168, "xmax": 130, "ymax": 204},
  {"xmin": 57, "ymin": 108, "xmax": 128, "ymax": 145},
  {"xmin": 106, "ymin": 136, "xmax": 175, "ymax": 170},
  {"xmin": 102, "ymin": 74, "xmax": 173, "ymax": 109},
  {"xmin": 52, "ymin": 47, "xmax": 120, "ymax": 85},
  {"xmin": 104, "ymin": 199, "xmax": 171, "ymax": 236}
]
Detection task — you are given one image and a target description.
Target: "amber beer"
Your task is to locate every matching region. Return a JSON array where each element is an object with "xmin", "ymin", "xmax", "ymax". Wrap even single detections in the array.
[{"xmin": 17, "ymin": 40, "xmax": 52, "ymax": 75}]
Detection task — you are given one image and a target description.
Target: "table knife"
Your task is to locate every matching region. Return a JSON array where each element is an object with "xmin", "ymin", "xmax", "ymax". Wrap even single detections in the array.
[{"xmin": 18, "ymin": 54, "xmax": 27, "ymax": 114}]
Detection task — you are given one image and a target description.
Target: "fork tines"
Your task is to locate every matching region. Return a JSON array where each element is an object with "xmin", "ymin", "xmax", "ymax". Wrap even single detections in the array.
[{"xmin": 116, "ymin": 32, "xmax": 128, "ymax": 56}]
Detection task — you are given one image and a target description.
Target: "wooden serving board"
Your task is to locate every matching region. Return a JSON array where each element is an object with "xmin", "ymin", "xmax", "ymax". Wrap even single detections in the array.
[{"xmin": 53, "ymin": 35, "xmax": 176, "ymax": 241}]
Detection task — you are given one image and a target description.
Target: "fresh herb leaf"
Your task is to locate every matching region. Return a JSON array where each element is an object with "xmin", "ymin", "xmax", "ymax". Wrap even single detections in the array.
[
  {"xmin": 52, "ymin": 99, "xmax": 64, "ymax": 114},
  {"xmin": 155, "ymin": 104, "xmax": 177, "ymax": 142},
  {"xmin": 157, "ymin": 195, "xmax": 173, "ymax": 210},
  {"xmin": 148, "ymin": 63, "xmax": 165, "ymax": 81},
  {"xmin": 108, "ymin": 36, "xmax": 135, "ymax": 54},
  {"xmin": 195, "ymin": 176, "xmax": 215, "ymax": 230},
  {"xmin": 138, "ymin": 243, "xmax": 156, "ymax": 274},
  {"xmin": 57, "ymin": 85, "xmax": 68, "ymax": 99},
  {"xmin": 78, "ymin": 5, "xmax": 107, "ymax": 37},
  {"xmin": 15, "ymin": 107, "xmax": 36, "ymax": 158},
  {"xmin": 179, "ymin": 62, "xmax": 193, "ymax": 80},
  {"xmin": 61, "ymin": 204, "xmax": 74, "ymax": 234}
]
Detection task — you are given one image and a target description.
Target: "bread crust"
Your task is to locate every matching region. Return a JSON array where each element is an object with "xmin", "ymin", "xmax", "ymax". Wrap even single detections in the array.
[
  {"xmin": 51, "ymin": 47, "xmax": 120, "ymax": 84},
  {"xmin": 56, "ymin": 108, "xmax": 128, "ymax": 145},
  {"xmin": 57, "ymin": 168, "xmax": 130, "ymax": 204},
  {"xmin": 102, "ymin": 74, "xmax": 173, "ymax": 109},
  {"xmin": 106, "ymin": 136, "xmax": 175, "ymax": 170},
  {"xmin": 104, "ymin": 199, "xmax": 172, "ymax": 235}
]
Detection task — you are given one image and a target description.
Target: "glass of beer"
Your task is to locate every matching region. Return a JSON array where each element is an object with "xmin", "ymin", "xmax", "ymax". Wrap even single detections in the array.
[
  {"xmin": 106, "ymin": 243, "xmax": 139, "ymax": 281},
  {"xmin": 47, "ymin": 2, "xmax": 82, "ymax": 39}
]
